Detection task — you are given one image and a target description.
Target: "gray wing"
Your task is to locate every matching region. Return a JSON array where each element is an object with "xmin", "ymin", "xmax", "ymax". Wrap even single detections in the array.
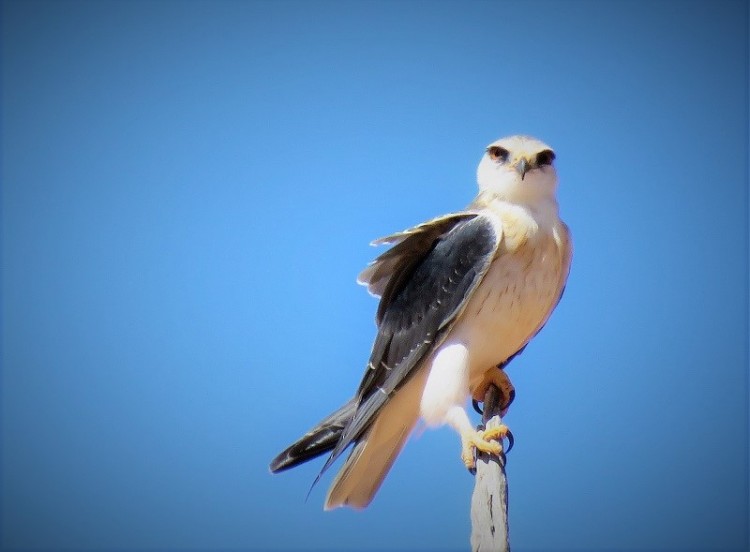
[
  {"xmin": 316, "ymin": 212, "xmax": 501, "ymax": 478},
  {"xmin": 357, "ymin": 212, "xmax": 478, "ymax": 305}
]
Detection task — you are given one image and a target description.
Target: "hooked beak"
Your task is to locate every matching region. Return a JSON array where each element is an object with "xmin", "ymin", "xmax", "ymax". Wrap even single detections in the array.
[{"xmin": 514, "ymin": 157, "xmax": 530, "ymax": 180}]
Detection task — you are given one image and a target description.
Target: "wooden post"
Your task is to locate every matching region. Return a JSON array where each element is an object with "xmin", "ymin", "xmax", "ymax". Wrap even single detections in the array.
[{"xmin": 470, "ymin": 384, "xmax": 510, "ymax": 552}]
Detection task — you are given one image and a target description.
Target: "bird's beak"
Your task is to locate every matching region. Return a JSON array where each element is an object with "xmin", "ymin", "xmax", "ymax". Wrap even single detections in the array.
[{"xmin": 514, "ymin": 157, "xmax": 531, "ymax": 180}]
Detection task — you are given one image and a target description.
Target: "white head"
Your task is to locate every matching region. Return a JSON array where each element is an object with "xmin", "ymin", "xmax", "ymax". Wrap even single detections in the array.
[{"xmin": 476, "ymin": 135, "xmax": 558, "ymax": 206}]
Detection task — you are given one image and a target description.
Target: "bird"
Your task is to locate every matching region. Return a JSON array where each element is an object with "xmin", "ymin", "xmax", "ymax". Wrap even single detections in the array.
[{"xmin": 269, "ymin": 135, "xmax": 572, "ymax": 510}]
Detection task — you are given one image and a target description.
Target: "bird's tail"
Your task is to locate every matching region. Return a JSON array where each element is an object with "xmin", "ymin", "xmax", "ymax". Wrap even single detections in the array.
[
  {"xmin": 269, "ymin": 398, "xmax": 357, "ymax": 473},
  {"xmin": 324, "ymin": 367, "xmax": 424, "ymax": 510}
]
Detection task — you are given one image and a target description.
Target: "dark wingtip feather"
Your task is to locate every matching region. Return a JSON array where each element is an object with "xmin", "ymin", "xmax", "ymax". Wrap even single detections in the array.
[
  {"xmin": 269, "ymin": 435, "xmax": 333, "ymax": 473},
  {"xmin": 269, "ymin": 449, "xmax": 295, "ymax": 473},
  {"xmin": 269, "ymin": 398, "xmax": 357, "ymax": 473}
]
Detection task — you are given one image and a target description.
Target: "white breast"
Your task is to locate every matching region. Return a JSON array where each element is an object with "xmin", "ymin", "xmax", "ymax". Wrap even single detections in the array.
[{"xmin": 450, "ymin": 231, "xmax": 565, "ymax": 388}]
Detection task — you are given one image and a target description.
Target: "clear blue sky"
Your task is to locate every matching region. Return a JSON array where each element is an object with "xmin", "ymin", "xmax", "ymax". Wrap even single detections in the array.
[{"xmin": 2, "ymin": 1, "xmax": 747, "ymax": 550}]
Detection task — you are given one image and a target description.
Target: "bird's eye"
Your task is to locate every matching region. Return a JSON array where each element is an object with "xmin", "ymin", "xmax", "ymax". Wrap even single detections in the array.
[
  {"xmin": 487, "ymin": 146, "xmax": 510, "ymax": 163},
  {"xmin": 536, "ymin": 149, "xmax": 556, "ymax": 166}
]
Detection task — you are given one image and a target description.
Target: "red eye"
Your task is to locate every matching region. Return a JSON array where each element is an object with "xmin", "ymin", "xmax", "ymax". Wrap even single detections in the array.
[
  {"xmin": 536, "ymin": 149, "xmax": 556, "ymax": 166},
  {"xmin": 487, "ymin": 146, "xmax": 509, "ymax": 163}
]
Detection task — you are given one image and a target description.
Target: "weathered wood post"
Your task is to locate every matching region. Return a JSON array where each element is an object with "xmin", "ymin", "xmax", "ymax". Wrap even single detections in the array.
[{"xmin": 470, "ymin": 384, "xmax": 510, "ymax": 552}]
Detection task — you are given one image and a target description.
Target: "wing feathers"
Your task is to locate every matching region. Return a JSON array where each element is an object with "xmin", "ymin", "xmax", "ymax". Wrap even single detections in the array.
[
  {"xmin": 318, "ymin": 214, "xmax": 500, "ymax": 482},
  {"xmin": 324, "ymin": 365, "xmax": 427, "ymax": 509},
  {"xmin": 271, "ymin": 212, "xmax": 502, "ymax": 508},
  {"xmin": 357, "ymin": 212, "xmax": 477, "ymax": 300},
  {"xmin": 269, "ymin": 398, "xmax": 356, "ymax": 473}
]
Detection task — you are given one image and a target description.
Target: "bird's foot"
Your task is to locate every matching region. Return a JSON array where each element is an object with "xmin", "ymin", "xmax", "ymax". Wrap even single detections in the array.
[
  {"xmin": 460, "ymin": 425, "xmax": 509, "ymax": 470},
  {"xmin": 471, "ymin": 367, "xmax": 515, "ymax": 416}
]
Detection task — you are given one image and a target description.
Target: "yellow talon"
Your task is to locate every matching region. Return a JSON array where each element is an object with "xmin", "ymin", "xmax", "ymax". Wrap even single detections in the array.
[{"xmin": 460, "ymin": 425, "xmax": 509, "ymax": 470}]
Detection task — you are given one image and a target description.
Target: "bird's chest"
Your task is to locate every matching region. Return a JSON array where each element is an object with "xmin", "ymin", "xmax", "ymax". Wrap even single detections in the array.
[{"xmin": 452, "ymin": 233, "xmax": 563, "ymax": 371}]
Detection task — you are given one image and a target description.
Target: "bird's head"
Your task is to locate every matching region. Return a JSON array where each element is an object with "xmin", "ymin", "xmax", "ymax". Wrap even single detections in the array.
[{"xmin": 476, "ymin": 135, "xmax": 558, "ymax": 205}]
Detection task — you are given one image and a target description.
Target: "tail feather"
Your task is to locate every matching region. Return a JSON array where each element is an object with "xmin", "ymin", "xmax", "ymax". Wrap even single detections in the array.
[
  {"xmin": 269, "ymin": 398, "xmax": 356, "ymax": 473},
  {"xmin": 271, "ymin": 366, "xmax": 427, "ymax": 509},
  {"xmin": 324, "ymin": 366, "xmax": 425, "ymax": 509},
  {"xmin": 323, "ymin": 419, "xmax": 411, "ymax": 510}
]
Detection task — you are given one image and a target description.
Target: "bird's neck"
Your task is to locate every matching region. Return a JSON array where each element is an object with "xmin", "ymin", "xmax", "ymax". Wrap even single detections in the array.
[{"xmin": 470, "ymin": 191, "xmax": 561, "ymax": 231}]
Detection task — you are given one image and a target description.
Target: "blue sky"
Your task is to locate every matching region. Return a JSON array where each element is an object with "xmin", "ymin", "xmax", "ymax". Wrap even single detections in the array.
[{"xmin": 1, "ymin": 0, "xmax": 747, "ymax": 550}]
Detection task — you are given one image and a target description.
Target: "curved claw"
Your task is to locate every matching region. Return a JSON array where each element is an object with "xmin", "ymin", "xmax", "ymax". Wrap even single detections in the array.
[
  {"xmin": 505, "ymin": 388, "xmax": 516, "ymax": 410},
  {"xmin": 478, "ymin": 424, "xmax": 514, "ymax": 456},
  {"xmin": 505, "ymin": 429, "xmax": 514, "ymax": 454},
  {"xmin": 472, "ymin": 398, "xmax": 483, "ymax": 415},
  {"xmin": 472, "ymin": 389, "xmax": 514, "ymax": 415},
  {"xmin": 472, "ymin": 370, "xmax": 516, "ymax": 415}
]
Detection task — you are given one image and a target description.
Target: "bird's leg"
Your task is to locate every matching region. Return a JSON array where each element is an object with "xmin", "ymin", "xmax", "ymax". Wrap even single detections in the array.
[
  {"xmin": 471, "ymin": 365, "xmax": 515, "ymax": 416},
  {"xmin": 459, "ymin": 365, "xmax": 515, "ymax": 469},
  {"xmin": 444, "ymin": 405, "xmax": 509, "ymax": 470}
]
